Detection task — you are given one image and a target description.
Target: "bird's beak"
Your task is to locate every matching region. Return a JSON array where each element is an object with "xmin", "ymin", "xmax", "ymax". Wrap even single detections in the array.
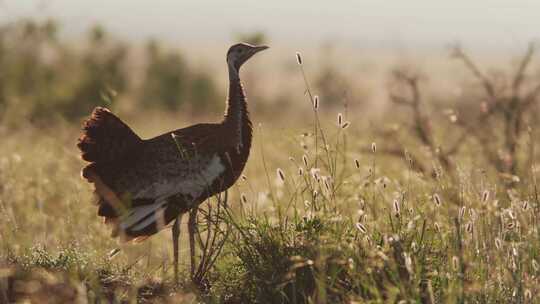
[{"xmin": 252, "ymin": 45, "xmax": 270, "ymax": 54}]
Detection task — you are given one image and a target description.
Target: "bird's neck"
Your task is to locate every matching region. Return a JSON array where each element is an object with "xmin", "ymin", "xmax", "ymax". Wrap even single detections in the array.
[{"xmin": 223, "ymin": 63, "xmax": 251, "ymax": 149}]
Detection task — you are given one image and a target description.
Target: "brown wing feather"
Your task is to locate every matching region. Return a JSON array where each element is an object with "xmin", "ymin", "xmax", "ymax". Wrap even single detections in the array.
[
  {"xmin": 78, "ymin": 116, "xmax": 230, "ymax": 240},
  {"xmin": 77, "ymin": 107, "xmax": 142, "ymax": 164},
  {"xmin": 77, "ymin": 107, "xmax": 143, "ymax": 222}
]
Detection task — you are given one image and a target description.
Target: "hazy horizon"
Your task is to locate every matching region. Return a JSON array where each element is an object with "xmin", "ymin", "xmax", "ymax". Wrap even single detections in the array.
[{"xmin": 3, "ymin": 0, "xmax": 540, "ymax": 53}]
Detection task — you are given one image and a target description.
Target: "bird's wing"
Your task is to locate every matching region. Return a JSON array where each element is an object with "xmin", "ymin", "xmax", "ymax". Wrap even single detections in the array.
[
  {"xmin": 113, "ymin": 123, "xmax": 228, "ymax": 201},
  {"xmin": 84, "ymin": 123, "xmax": 230, "ymax": 240},
  {"xmin": 117, "ymin": 151, "xmax": 226, "ymax": 236}
]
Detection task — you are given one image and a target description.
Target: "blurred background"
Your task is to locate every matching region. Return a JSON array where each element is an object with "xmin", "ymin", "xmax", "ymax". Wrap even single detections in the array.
[
  {"xmin": 2, "ymin": 2, "xmax": 540, "ymax": 302},
  {"xmin": 1, "ymin": 0, "xmax": 540, "ymax": 181},
  {"xmin": 1, "ymin": 0, "xmax": 539, "ymax": 128}
]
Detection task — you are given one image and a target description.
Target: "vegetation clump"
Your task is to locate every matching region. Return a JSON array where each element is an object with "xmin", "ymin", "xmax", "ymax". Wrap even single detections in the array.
[{"xmin": 1, "ymin": 20, "xmax": 540, "ymax": 303}]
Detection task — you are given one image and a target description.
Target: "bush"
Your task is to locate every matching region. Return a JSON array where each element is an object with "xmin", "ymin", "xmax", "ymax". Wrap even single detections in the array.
[
  {"xmin": 139, "ymin": 41, "xmax": 222, "ymax": 113},
  {"xmin": 0, "ymin": 20, "xmax": 129, "ymax": 123},
  {"xmin": 0, "ymin": 19, "xmax": 224, "ymax": 125}
]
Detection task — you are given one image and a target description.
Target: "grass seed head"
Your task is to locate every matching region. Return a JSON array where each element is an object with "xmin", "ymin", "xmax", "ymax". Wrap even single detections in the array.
[
  {"xmin": 310, "ymin": 168, "xmax": 320, "ymax": 180},
  {"xmin": 452, "ymin": 256, "xmax": 459, "ymax": 271},
  {"xmin": 354, "ymin": 159, "xmax": 360, "ymax": 169},
  {"xmin": 277, "ymin": 168, "xmax": 285, "ymax": 182},
  {"xmin": 404, "ymin": 150, "xmax": 413, "ymax": 166},
  {"xmin": 108, "ymin": 248, "xmax": 121, "ymax": 260},
  {"xmin": 302, "ymin": 154, "xmax": 308, "ymax": 167},
  {"xmin": 295, "ymin": 52, "xmax": 303, "ymax": 65},
  {"xmin": 337, "ymin": 113, "xmax": 343, "ymax": 126},
  {"xmin": 506, "ymin": 222, "xmax": 516, "ymax": 230},
  {"xmin": 341, "ymin": 121, "xmax": 351, "ymax": 129},
  {"xmin": 482, "ymin": 190, "xmax": 490, "ymax": 203},
  {"xmin": 359, "ymin": 199, "xmax": 365, "ymax": 209},
  {"xmin": 348, "ymin": 258, "xmax": 354, "ymax": 269},
  {"xmin": 466, "ymin": 221, "xmax": 473, "ymax": 234},
  {"xmin": 393, "ymin": 200, "xmax": 400, "ymax": 217},
  {"xmin": 404, "ymin": 253, "xmax": 413, "ymax": 275},
  {"xmin": 495, "ymin": 238, "xmax": 502, "ymax": 250},
  {"xmin": 525, "ymin": 289, "xmax": 532, "ymax": 300},
  {"xmin": 241, "ymin": 193, "xmax": 248, "ymax": 204},
  {"xmin": 433, "ymin": 194, "xmax": 442, "ymax": 206},
  {"xmin": 313, "ymin": 95, "xmax": 319, "ymax": 110},
  {"xmin": 468, "ymin": 208, "xmax": 477, "ymax": 220},
  {"xmin": 356, "ymin": 222, "xmax": 367, "ymax": 234},
  {"xmin": 371, "ymin": 142, "xmax": 377, "ymax": 153},
  {"xmin": 365, "ymin": 235, "xmax": 373, "ymax": 247},
  {"xmin": 357, "ymin": 210, "xmax": 366, "ymax": 222},
  {"xmin": 459, "ymin": 206, "xmax": 466, "ymax": 221}
]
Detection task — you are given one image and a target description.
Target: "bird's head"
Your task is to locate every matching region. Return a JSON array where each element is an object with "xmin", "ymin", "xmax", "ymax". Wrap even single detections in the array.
[{"xmin": 226, "ymin": 43, "xmax": 269, "ymax": 71}]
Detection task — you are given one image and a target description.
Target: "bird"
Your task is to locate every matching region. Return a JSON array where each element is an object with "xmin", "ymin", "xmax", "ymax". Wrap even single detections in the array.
[{"xmin": 77, "ymin": 43, "xmax": 268, "ymax": 283}]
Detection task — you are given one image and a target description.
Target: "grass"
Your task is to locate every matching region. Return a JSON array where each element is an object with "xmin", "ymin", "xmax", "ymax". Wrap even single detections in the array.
[
  {"xmin": 2, "ymin": 51, "xmax": 540, "ymax": 303},
  {"xmin": 2, "ymin": 111, "xmax": 540, "ymax": 303}
]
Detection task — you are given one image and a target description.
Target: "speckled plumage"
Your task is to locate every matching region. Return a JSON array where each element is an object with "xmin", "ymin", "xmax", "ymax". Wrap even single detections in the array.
[{"xmin": 77, "ymin": 44, "xmax": 261, "ymax": 241}]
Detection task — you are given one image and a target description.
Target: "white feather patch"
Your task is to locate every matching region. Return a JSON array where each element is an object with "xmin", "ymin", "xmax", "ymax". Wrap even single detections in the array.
[
  {"xmin": 131, "ymin": 205, "xmax": 167, "ymax": 232},
  {"xmin": 120, "ymin": 154, "xmax": 225, "ymax": 232},
  {"xmin": 119, "ymin": 198, "xmax": 168, "ymax": 230},
  {"xmin": 133, "ymin": 154, "xmax": 225, "ymax": 200}
]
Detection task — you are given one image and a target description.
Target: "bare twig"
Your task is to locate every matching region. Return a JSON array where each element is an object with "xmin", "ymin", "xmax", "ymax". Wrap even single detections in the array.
[
  {"xmin": 388, "ymin": 69, "xmax": 454, "ymax": 175},
  {"xmin": 513, "ymin": 43, "xmax": 535, "ymax": 95},
  {"xmin": 190, "ymin": 191, "xmax": 231, "ymax": 289},
  {"xmin": 451, "ymin": 45, "xmax": 496, "ymax": 101}
]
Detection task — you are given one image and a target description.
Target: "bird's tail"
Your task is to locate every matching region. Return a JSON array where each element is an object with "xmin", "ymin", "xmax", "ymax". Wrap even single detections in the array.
[
  {"xmin": 77, "ymin": 107, "xmax": 142, "ymax": 164},
  {"xmin": 77, "ymin": 107, "xmax": 145, "ymax": 240}
]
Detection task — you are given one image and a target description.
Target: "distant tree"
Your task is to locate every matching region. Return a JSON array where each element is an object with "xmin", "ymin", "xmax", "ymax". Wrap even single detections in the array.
[
  {"xmin": 139, "ymin": 40, "xmax": 189, "ymax": 110},
  {"xmin": 380, "ymin": 44, "xmax": 540, "ymax": 186},
  {"xmin": 314, "ymin": 45, "xmax": 352, "ymax": 108},
  {"xmin": 188, "ymin": 71, "xmax": 221, "ymax": 115},
  {"xmin": 315, "ymin": 65, "xmax": 351, "ymax": 107},
  {"xmin": 63, "ymin": 25, "xmax": 128, "ymax": 118},
  {"xmin": 0, "ymin": 18, "xmax": 225, "ymax": 124},
  {"xmin": 0, "ymin": 19, "xmax": 72, "ymax": 121}
]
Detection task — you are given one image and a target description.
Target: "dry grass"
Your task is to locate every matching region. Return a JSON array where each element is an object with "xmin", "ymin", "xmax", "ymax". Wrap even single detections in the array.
[{"xmin": 1, "ymin": 29, "xmax": 540, "ymax": 302}]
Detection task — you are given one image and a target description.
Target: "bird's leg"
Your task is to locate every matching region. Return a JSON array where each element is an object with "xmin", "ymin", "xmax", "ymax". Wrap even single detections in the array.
[
  {"xmin": 188, "ymin": 208, "xmax": 198, "ymax": 281},
  {"xmin": 172, "ymin": 214, "xmax": 183, "ymax": 284}
]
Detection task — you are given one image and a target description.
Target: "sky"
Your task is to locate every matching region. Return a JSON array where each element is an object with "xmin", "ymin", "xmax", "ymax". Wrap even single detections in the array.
[{"xmin": 2, "ymin": 0, "xmax": 540, "ymax": 52}]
